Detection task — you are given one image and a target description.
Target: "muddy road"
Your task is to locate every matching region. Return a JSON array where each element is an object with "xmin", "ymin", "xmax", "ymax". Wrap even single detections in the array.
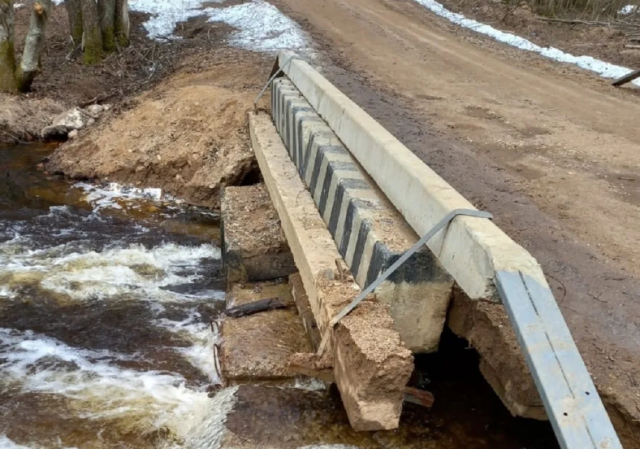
[{"xmin": 269, "ymin": 0, "xmax": 640, "ymax": 439}]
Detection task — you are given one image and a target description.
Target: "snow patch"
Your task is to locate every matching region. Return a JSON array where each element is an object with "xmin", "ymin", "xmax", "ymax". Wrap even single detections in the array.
[
  {"xmin": 413, "ymin": 0, "xmax": 640, "ymax": 86},
  {"xmin": 205, "ymin": 0, "xmax": 307, "ymax": 52},
  {"xmin": 619, "ymin": 4, "xmax": 638, "ymax": 14},
  {"xmin": 0, "ymin": 436, "xmax": 31, "ymax": 449},
  {"xmin": 129, "ymin": 0, "xmax": 224, "ymax": 39},
  {"xmin": 129, "ymin": 0, "xmax": 307, "ymax": 52}
]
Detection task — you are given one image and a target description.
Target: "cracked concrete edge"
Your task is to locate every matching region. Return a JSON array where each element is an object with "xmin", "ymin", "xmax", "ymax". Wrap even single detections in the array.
[
  {"xmin": 249, "ymin": 111, "xmax": 413, "ymax": 431},
  {"xmin": 276, "ymin": 51, "xmax": 547, "ymax": 300}
]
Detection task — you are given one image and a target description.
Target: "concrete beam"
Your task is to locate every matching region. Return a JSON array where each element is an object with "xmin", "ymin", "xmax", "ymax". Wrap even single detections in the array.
[
  {"xmin": 249, "ymin": 111, "xmax": 413, "ymax": 431},
  {"xmin": 221, "ymin": 184, "xmax": 297, "ymax": 286},
  {"xmin": 275, "ymin": 51, "xmax": 545, "ymax": 301},
  {"xmin": 270, "ymin": 77, "xmax": 453, "ymax": 353}
]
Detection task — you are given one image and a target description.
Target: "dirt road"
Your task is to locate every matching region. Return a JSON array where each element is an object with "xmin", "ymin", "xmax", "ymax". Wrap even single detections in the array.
[{"xmin": 269, "ymin": 0, "xmax": 640, "ymax": 442}]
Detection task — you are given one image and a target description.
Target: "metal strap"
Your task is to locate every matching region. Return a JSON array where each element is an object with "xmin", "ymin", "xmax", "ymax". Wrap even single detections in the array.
[
  {"xmin": 254, "ymin": 55, "xmax": 303, "ymax": 110},
  {"xmin": 316, "ymin": 208, "xmax": 493, "ymax": 356}
]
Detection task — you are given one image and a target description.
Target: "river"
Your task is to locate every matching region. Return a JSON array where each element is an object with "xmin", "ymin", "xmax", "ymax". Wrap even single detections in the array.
[{"xmin": 0, "ymin": 144, "xmax": 228, "ymax": 449}]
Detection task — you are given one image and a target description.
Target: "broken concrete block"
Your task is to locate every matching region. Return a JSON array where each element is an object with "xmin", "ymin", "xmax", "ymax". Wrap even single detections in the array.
[
  {"xmin": 221, "ymin": 184, "xmax": 297, "ymax": 285},
  {"xmin": 221, "ymin": 308, "xmax": 312, "ymax": 382},
  {"xmin": 447, "ymin": 288, "xmax": 546, "ymax": 420},
  {"xmin": 250, "ymin": 111, "xmax": 413, "ymax": 431}
]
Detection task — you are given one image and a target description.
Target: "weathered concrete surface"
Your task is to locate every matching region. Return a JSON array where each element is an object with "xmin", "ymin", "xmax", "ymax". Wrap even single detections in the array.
[
  {"xmin": 289, "ymin": 273, "xmax": 321, "ymax": 351},
  {"xmin": 221, "ymin": 308, "xmax": 312, "ymax": 381},
  {"xmin": 271, "ymin": 77, "xmax": 453, "ymax": 353},
  {"xmin": 275, "ymin": 51, "xmax": 546, "ymax": 302},
  {"xmin": 447, "ymin": 287, "xmax": 545, "ymax": 420},
  {"xmin": 250, "ymin": 111, "xmax": 413, "ymax": 431},
  {"xmin": 226, "ymin": 281, "xmax": 294, "ymax": 309},
  {"xmin": 222, "ymin": 184, "xmax": 297, "ymax": 285}
]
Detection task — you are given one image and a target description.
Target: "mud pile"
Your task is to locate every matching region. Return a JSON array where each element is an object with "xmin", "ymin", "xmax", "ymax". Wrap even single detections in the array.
[{"xmin": 47, "ymin": 52, "xmax": 269, "ymax": 209}]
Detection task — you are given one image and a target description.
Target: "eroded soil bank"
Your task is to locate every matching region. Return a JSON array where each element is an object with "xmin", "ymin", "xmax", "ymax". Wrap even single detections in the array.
[{"xmin": 47, "ymin": 48, "xmax": 269, "ymax": 208}]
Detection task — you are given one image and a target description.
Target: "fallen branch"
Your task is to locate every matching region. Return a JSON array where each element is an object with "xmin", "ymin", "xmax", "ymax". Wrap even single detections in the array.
[
  {"xmin": 612, "ymin": 68, "xmax": 640, "ymax": 87},
  {"xmin": 537, "ymin": 16, "xmax": 640, "ymax": 28},
  {"xmin": 0, "ymin": 130, "xmax": 30, "ymax": 144}
]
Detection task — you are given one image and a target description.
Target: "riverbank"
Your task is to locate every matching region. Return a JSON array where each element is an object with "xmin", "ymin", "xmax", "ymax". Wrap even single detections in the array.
[{"xmin": 46, "ymin": 47, "xmax": 269, "ymax": 208}]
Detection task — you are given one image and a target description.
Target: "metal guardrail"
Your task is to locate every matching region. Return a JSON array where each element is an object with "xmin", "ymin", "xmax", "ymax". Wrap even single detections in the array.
[{"xmin": 496, "ymin": 271, "xmax": 622, "ymax": 449}]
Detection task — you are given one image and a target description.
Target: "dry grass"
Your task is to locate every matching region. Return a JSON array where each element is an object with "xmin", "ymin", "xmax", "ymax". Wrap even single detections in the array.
[{"xmin": 504, "ymin": 0, "xmax": 637, "ymax": 19}]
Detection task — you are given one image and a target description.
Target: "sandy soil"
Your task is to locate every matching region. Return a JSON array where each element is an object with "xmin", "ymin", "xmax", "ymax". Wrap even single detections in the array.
[
  {"xmin": 47, "ymin": 48, "xmax": 271, "ymax": 208},
  {"xmin": 266, "ymin": 0, "xmax": 640, "ymax": 443}
]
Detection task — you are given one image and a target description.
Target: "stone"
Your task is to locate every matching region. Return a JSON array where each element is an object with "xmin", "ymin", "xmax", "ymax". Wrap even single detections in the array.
[
  {"xmin": 52, "ymin": 108, "xmax": 88, "ymax": 130},
  {"xmin": 221, "ymin": 184, "xmax": 297, "ymax": 286},
  {"xmin": 289, "ymin": 273, "xmax": 321, "ymax": 351},
  {"xmin": 85, "ymin": 104, "xmax": 105, "ymax": 116}
]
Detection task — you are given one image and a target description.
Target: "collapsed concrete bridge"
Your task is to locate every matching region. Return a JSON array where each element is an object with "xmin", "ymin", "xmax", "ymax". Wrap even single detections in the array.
[{"xmin": 225, "ymin": 51, "xmax": 623, "ymax": 449}]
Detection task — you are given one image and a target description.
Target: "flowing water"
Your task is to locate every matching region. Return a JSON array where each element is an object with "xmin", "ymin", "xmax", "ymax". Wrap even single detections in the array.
[
  {"xmin": 0, "ymin": 144, "xmax": 561, "ymax": 449},
  {"xmin": 0, "ymin": 145, "xmax": 228, "ymax": 449}
]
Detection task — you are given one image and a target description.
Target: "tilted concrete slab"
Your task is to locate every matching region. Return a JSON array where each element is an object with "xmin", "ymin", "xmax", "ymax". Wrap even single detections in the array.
[
  {"xmin": 447, "ymin": 288, "xmax": 546, "ymax": 420},
  {"xmin": 249, "ymin": 111, "xmax": 413, "ymax": 431},
  {"xmin": 270, "ymin": 77, "xmax": 454, "ymax": 353},
  {"xmin": 221, "ymin": 307, "xmax": 311, "ymax": 381},
  {"xmin": 221, "ymin": 184, "xmax": 297, "ymax": 286}
]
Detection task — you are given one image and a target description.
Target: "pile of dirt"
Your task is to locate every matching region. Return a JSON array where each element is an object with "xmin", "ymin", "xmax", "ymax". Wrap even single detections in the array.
[
  {"xmin": 47, "ymin": 49, "xmax": 272, "ymax": 209},
  {"xmin": 437, "ymin": 0, "xmax": 640, "ymax": 70}
]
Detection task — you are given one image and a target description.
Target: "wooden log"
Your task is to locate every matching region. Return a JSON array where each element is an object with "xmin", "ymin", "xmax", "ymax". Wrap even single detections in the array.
[
  {"xmin": 224, "ymin": 297, "xmax": 288, "ymax": 318},
  {"xmin": 404, "ymin": 387, "xmax": 435, "ymax": 408},
  {"xmin": 288, "ymin": 355, "xmax": 435, "ymax": 409},
  {"xmin": 612, "ymin": 68, "xmax": 640, "ymax": 86}
]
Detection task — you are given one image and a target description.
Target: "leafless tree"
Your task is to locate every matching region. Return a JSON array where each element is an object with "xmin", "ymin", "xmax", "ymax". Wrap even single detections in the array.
[
  {"xmin": 0, "ymin": 0, "xmax": 52, "ymax": 92},
  {"xmin": 0, "ymin": 0, "xmax": 130, "ymax": 93}
]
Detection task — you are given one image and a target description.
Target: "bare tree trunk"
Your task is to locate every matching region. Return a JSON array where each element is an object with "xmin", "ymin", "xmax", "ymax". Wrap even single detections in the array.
[
  {"xmin": 65, "ymin": 0, "xmax": 83, "ymax": 45},
  {"xmin": 0, "ymin": 0, "xmax": 17, "ymax": 93},
  {"xmin": 16, "ymin": 0, "xmax": 52, "ymax": 92},
  {"xmin": 98, "ymin": 0, "xmax": 115, "ymax": 52},
  {"xmin": 114, "ymin": 0, "xmax": 128, "ymax": 47},
  {"xmin": 80, "ymin": 0, "xmax": 102, "ymax": 64}
]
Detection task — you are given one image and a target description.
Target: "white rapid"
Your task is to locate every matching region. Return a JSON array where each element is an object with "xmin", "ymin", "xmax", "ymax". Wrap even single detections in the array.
[{"xmin": 0, "ymin": 145, "xmax": 233, "ymax": 449}]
